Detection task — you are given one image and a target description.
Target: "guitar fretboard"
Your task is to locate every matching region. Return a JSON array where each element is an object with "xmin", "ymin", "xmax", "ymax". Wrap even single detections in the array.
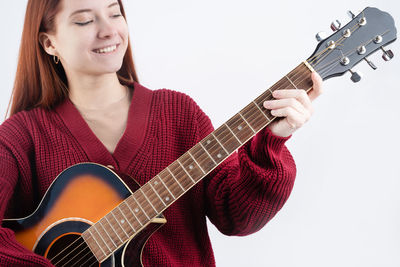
[{"xmin": 82, "ymin": 61, "xmax": 315, "ymax": 263}]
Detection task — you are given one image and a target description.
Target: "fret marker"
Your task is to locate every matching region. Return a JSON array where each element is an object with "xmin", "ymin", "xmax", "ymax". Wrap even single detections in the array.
[
  {"xmin": 121, "ymin": 219, "xmax": 125, "ymax": 224},
  {"xmin": 165, "ymin": 197, "xmax": 170, "ymax": 201},
  {"xmin": 189, "ymin": 165, "xmax": 194, "ymax": 170},
  {"xmin": 154, "ymin": 181, "xmax": 158, "ymax": 185},
  {"xmin": 207, "ymin": 140, "xmax": 211, "ymax": 144},
  {"xmin": 217, "ymin": 153, "xmax": 222, "ymax": 158},
  {"xmin": 238, "ymin": 125, "xmax": 243, "ymax": 131},
  {"xmin": 134, "ymin": 208, "xmax": 139, "ymax": 213}
]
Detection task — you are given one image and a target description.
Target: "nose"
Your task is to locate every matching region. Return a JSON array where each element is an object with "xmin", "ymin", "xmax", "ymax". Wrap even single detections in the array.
[{"xmin": 97, "ymin": 18, "xmax": 117, "ymax": 39}]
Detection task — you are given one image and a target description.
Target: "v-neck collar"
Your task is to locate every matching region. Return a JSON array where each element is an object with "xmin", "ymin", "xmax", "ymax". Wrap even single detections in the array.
[{"xmin": 55, "ymin": 81, "xmax": 153, "ymax": 172}]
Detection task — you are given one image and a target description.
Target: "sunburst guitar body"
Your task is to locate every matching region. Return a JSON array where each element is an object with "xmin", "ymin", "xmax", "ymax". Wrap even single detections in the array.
[{"xmin": 3, "ymin": 163, "xmax": 166, "ymax": 267}]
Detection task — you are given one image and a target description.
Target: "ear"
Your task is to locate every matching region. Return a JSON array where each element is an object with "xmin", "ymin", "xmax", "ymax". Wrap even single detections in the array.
[{"xmin": 39, "ymin": 32, "xmax": 57, "ymax": 56}]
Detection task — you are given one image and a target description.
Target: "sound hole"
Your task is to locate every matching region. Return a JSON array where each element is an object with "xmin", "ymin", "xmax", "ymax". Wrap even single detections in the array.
[{"xmin": 46, "ymin": 233, "xmax": 100, "ymax": 267}]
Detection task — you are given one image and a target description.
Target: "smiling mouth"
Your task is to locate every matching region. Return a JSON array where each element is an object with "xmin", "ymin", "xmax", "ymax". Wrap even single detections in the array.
[{"xmin": 93, "ymin": 44, "xmax": 118, "ymax": 54}]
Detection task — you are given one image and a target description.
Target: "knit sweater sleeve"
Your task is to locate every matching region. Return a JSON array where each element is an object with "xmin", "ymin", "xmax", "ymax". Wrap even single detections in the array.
[
  {"xmin": 194, "ymin": 101, "xmax": 297, "ymax": 236},
  {"xmin": 0, "ymin": 114, "xmax": 53, "ymax": 266}
]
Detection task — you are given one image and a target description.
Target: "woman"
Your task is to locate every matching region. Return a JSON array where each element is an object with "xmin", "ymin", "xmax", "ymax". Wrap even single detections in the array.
[{"xmin": 0, "ymin": 0, "xmax": 322, "ymax": 266}]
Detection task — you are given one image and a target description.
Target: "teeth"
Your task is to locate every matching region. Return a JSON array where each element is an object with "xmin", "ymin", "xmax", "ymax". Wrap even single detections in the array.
[{"xmin": 95, "ymin": 45, "xmax": 117, "ymax": 54}]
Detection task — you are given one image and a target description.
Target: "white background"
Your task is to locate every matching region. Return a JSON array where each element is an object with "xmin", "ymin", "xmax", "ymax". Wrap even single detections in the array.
[{"xmin": 1, "ymin": 1, "xmax": 400, "ymax": 266}]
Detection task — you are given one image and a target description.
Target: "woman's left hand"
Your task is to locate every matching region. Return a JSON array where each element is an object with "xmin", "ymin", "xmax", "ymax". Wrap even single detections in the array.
[{"xmin": 263, "ymin": 72, "xmax": 323, "ymax": 137}]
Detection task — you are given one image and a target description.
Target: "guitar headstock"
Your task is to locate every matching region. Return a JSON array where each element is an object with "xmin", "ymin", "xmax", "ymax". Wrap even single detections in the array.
[{"xmin": 308, "ymin": 7, "xmax": 397, "ymax": 82}]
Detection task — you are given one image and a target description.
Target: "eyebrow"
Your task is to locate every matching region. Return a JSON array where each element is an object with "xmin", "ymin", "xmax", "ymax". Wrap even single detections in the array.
[{"xmin": 69, "ymin": 2, "xmax": 119, "ymax": 17}]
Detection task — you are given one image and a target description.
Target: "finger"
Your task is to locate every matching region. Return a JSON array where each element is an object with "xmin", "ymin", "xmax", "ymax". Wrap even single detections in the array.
[
  {"xmin": 270, "ymin": 89, "xmax": 313, "ymax": 111},
  {"xmin": 309, "ymin": 72, "xmax": 323, "ymax": 101},
  {"xmin": 270, "ymin": 106, "xmax": 309, "ymax": 127},
  {"xmin": 263, "ymin": 98, "xmax": 308, "ymax": 115}
]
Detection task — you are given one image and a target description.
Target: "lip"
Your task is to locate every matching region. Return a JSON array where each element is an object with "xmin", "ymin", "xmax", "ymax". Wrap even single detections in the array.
[{"xmin": 92, "ymin": 43, "xmax": 120, "ymax": 54}]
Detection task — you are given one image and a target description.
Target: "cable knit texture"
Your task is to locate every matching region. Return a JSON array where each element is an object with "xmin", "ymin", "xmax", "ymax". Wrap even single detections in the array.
[{"xmin": 0, "ymin": 81, "xmax": 296, "ymax": 266}]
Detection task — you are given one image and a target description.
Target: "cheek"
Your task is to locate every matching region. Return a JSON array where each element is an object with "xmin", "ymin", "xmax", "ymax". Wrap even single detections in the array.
[
  {"xmin": 58, "ymin": 33, "xmax": 93, "ymax": 62},
  {"xmin": 118, "ymin": 20, "xmax": 129, "ymax": 44}
]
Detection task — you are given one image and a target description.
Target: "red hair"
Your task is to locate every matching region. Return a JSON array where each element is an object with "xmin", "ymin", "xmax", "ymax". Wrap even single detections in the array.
[{"xmin": 6, "ymin": 0, "xmax": 139, "ymax": 118}]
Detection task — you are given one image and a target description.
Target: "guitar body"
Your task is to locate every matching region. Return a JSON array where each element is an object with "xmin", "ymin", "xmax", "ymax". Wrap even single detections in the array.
[{"xmin": 3, "ymin": 163, "xmax": 166, "ymax": 267}]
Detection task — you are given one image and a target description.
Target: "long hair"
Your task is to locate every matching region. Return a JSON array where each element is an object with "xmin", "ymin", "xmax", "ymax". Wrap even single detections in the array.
[{"xmin": 6, "ymin": 0, "xmax": 139, "ymax": 118}]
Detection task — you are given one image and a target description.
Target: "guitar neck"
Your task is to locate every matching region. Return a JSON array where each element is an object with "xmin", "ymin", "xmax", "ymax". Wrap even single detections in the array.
[{"xmin": 82, "ymin": 61, "xmax": 315, "ymax": 263}]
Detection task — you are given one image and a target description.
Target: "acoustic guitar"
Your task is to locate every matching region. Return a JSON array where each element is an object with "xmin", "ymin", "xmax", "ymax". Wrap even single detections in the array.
[{"xmin": 3, "ymin": 7, "xmax": 397, "ymax": 267}]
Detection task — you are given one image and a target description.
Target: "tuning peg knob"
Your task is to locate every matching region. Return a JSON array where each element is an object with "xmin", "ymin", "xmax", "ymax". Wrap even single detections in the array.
[
  {"xmin": 349, "ymin": 69, "xmax": 362, "ymax": 83},
  {"xmin": 381, "ymin": 47, "xmax": 394, "ymax": 61},
  {"xmin": 330, "ymin": 20, "xmax": 341, "ymax": 31},
  {"xmin": 315, "ymin": 31, "xmax": 328, "ymax": 42},
  {"xmin": 347, "ymin": 10, "xmax": 356, "ymax": 19},
  {"xmin": 364, "ymin": 57, "xmax": 377, "ymax": 70}
]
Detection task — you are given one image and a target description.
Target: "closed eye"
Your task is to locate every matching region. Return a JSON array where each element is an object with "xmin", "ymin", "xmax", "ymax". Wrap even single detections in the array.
[{"xmin": 75, "ymin": 20, "xmax": 93, "ymax": 26}]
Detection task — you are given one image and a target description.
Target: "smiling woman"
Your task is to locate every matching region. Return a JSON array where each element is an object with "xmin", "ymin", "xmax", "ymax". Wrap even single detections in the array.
[
  {"xmin": 7, "ymin": 0, "xmax": 138, "ymax": 117},
  {"xmin": 0, "ymin": 0, "xmax": 323, "ymax": 266}
]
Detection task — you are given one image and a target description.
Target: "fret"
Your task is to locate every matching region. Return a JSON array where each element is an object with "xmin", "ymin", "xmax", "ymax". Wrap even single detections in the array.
[
  {"xmin": 149, "ymin": 181, "xmax": 167, "ymax": 207},
  {"xmin": 187, "ymin": 151, "xmax": 206, "ymax": 174},
  {"xmin": 238, "ymin": 111, "xmax": 256, "ymax": 133},
  {"xmin": 254, "ymin": 89, "xmax": 275, "ymax": 121},
  {"xmin": 96, "ymin": 220, "xmax": 114, "ymax": 253},
  {"xmin": 137, "ymin": 188, "xmax": 159, "ymax": 218},
  {"xmin": 285, "ymin": 75, "xmax": 298, "ymax": 89},
  {"xmin": 201, "ymin": 134, "xmax": 228, "ymax": 164},
  {"xmin": 124, "ymin": 198, "xmax": 144, "ymax": 226},
  {"xmin": 110, "ymin": 210, "xmax": 129, "ymax": 239},
  {"xmin": 211, "ymin": 132, "xmax": 229, "ymax": 154},
  {"xmin": 140, "ymin": 187, "xmax": 160, "ymax": 214},
  {"xmin": 98, "ymin": 219, "xmax": 117, "ymax": 250},
  {"xmin": 177, "ymin": 158, "xmax": 196, "ymax": 184},
  {"xmin": 199, "ymin": 142, "xmax": 217, "ymax": 165},
  {"xmin": 86, "ymin": 228, "xmax": 106, "ymax": 259},
  {"xmin": 132, "ymin": 194, "xmax": 151, "ymax": 220},
  {"xmin": 114, "ymin": 206, "xmax": 135, "ymax": 236},
  {"xmin": 81, "ymin": 232, "xmax": 99, "ymax": 262},
  {"xmin": 287, "ymin": 63, "xmax": 313, "ymax": 90},
  {"xmin": 252, "ymin": 100, "xmax": 271, "ymax": 122},
  {"xmin": 213, "ymin": 124, "xmax": 241, "ymax": 154},
  {"xmin": 225, "ymin": 114, "xmax": 254, "ymax": 144},
  {"xmin": 104, "ymin": 214, "xmax": 123, "ymax": 243},
  {"xmin": 190, "ymin": 144, "xmax": 216, "ymax": 173},
  {"xmin": 151, "ymin": 175, "xmax": 174, "ymax": 205},
  {"xmin": 91, "ymin": 226, "xmax": 109, "ymax": 256},
  {"xmin": 120, "ymin": 201, "xmax": 140, "ymax": 230},
  {"xmin": 169, "ymin": 161, "xmax": 193, "ymax": 190},
  {"xmin": 117, "ymin": 205, "xmax": 136, "ymax": 233},
  {"xmin": 167, "ymin": 166, "xmax": 185, "ymax": 192},
  {"xmin": 224, "ymin": 122, "xmax": 242, "ymax": 145},
  {"xmin": 241, "ymin": 101, "xmax": 269, "ymax": 132},
  {"xmin": 157, "ymin": 175, "xmax": 176, "ymax": 200}
]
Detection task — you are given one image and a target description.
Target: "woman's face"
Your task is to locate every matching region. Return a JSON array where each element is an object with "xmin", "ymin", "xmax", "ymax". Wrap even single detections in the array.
[{"xmin": 43, "ymin": 0, "xmax": 129, "ymax": 77}]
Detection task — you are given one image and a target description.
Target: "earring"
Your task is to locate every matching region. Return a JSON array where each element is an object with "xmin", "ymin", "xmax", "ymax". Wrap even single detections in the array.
[{"xmin": 53, "ymin": 55, "xmax": 60, "ymax": 64}]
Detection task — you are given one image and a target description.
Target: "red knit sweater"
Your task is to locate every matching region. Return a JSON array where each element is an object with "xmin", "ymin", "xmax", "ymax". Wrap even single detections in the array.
[{"xmin": 0, "ymin": 81, "xmax": 296, "ymax": 266}]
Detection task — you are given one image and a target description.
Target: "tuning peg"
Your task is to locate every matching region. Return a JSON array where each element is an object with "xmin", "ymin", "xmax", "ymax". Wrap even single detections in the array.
[
  {"xmin": 330, "ymin": 20, "xmax": 341, "ymax": 31},
  {"xmin": 381, "ymin": 47, "xmax": 394, "ymax": 61},
  {"xmin": 347, "ymin": 10, "xmax": 356, "ymax": 19},
  {"xmin": 364, "ymin": 57, "xmax": 377, "ymax": 70},
  {"xmin": 315, "ymin": 31, "xmax": 328, "ymax": 42},
  {"xmin": 349, "ymin": 69, "xmax": 362, "ymax": 83}
]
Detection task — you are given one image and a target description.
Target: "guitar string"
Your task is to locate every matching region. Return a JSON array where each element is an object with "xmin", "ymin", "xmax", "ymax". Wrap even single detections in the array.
[
  {"xmin": 56, "ymin": 240, "xmax": 93, "ymax": 267},
  {"xmin": 314, "ymin": 29, "xmax": 391, "ymax": 78},
  {"xmin": 309, "ymin": 10, "xmax": 366, "ymax": 66},
  {"xmin": 46, "ymin": 64, "xmax": 313, "ymax": 266},
  {"xmin": 309, "ymin": 21, "xmax": 361, "ymax": 66},
  {"xmin": 69, "ymin": 248, "xmax": 97, "ymax": 267},
  {"xmin": 47, "ymin": 20, "xmax": 369, "ymax": 263},
  {"xmin": 50, "ymin": 237, "xmax": 89, "ymax": 266}
]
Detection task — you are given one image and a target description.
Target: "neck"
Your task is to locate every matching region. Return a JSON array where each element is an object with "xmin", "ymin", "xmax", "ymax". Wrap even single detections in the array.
[{"xmin": 68, "ymin": 73, "xmax": 127, "ymax": 110}]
